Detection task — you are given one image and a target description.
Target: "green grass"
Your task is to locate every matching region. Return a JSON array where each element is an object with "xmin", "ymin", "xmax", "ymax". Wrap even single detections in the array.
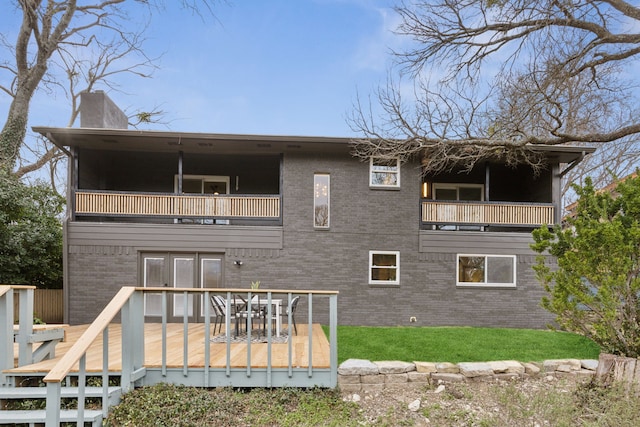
[{"xmin": 324, "ymin": 326, "xmax": 600, "ymax": 363}]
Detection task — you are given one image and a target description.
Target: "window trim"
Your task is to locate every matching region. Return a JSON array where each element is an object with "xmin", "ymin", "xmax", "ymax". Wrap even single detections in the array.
[
  {"xmin": 369, "ymin": 157, "xmax": 400, "ymax": 188},
  {"xmin": 456, "ymin": 254, "xmax": 516, "ymax": 288},
  {"xmin": 369, "ymin": 250, "xmax": 400, "ymax": 285},
  {"xmin": 313, "ymin": 173, "xmax": 330, "ymax": 229}
]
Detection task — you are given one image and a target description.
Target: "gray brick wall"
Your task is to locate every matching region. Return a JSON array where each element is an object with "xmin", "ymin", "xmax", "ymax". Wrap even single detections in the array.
[
  {"xmin": 67, "ymin": 248, "xmax": 137, "ymax": 324},
  {"xmin": 65, "ymin": 150, "xmax": 555, "ymax": 329}
]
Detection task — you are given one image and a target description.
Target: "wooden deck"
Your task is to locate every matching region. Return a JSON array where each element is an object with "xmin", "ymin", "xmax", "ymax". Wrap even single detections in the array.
[{"xmin": 8, "ymin": 322, "xmax": 330, "ymax": 375}]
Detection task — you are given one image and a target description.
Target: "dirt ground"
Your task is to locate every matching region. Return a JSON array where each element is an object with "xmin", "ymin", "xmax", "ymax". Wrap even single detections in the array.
[{"xmin": 341, "ymin": 374, "xmax": 590, "ymax": 426}]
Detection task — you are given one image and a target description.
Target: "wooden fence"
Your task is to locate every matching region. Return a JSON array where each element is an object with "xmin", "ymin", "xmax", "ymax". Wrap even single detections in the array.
[{"xmin": 13, "ymin": 289, "xmax": 63, "ymax": 324}]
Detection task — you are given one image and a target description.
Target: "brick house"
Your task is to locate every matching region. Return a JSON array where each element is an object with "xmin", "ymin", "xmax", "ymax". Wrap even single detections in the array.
[{"xmin": 34, "ymin": 92, "xmax": 594, "ymax": 327}]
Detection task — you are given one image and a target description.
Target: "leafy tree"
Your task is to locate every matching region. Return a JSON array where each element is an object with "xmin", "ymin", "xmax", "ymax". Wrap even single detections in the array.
[
  {"xmin": 0, "ymin": 172, "xmax": 64, "ymax": 288},
  {"xmin": 350, "ymin": 1, "xmax": 640, "ymax": 175},
  {"xmin": 531, "ymin": 174, "xmax": 640, "ymax": 357}
]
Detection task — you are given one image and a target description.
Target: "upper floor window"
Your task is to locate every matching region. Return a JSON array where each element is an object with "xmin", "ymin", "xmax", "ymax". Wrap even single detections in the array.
[
  {"xmin": 314, "ymin": 173, "xmax": 330, "ymax": 228},
  {"xmin": 457, "ymin": 254, "xmax": 516, "ymax": 287},
  {"xmin": 175, "ymin": 175, "xmax": 229, "ymax": 195},
  {"xmin": 370, "ymin": 158, "xmax": 400, "ymax": 188},
  {"xmin": 432, "ymin": 183, "xmax": 483, "ymax": 201},
  {"xmin": 369, "ymin": 251, "xmax": 400, "ymax": 285}
]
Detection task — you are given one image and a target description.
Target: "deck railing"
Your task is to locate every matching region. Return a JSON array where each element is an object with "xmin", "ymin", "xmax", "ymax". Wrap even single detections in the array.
[
  {"xmin": 1, "ymin": 285, "xmax": 35, "ymax": 387},
  {"xmin": 42, "ymin": 287, "xmax": 338, "ymax": 426},
  {"xmin": 421, "ymin": 200, "xmax": 555, "ymax": 227},
  {"xmin": 75, "ymin": 190, "xmax": 281, "ymax": 219}
]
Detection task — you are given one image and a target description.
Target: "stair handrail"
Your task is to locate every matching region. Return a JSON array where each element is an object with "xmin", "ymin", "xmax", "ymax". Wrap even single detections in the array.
[
  {"xmin": 44, "ymin": 286, "xmax": 137, "ymax": 383},
  {"xmin": 43, "ymin": 286, "xmax": 138, "ymax": 426}
]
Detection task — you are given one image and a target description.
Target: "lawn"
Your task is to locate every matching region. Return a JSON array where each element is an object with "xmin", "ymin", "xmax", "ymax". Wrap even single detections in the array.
[{"xmin": 324, "ymin": 326, "xmax": 600, "ymax": 364}]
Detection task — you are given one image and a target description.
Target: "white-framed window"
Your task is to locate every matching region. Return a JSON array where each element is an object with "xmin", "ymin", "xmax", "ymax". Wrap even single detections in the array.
[
  {"xmin": 370, "ymin": 158, "xmax": 400, "ymax": 188},
  {"xmin": 369, "ymin": 251, "xmax": 400, "ymax": 285},
  {"xmin": 457, "ymin": 254, "xmax": 516, "ymax": 287},
  {"xmin": 314, "ymin": 173, "xmax": 330, "ymax": 228}
]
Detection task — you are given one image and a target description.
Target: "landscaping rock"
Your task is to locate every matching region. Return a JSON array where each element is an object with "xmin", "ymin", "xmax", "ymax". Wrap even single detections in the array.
[
  {"xmin": 408, "ymin": 399, "xmax": 421, "ymax": 412},
  {"xmin": 385, "ymin": 373, "xmax": 409, "ymax": 384},
  {"xmin": 435, "ymin": 362, "xmax": 460, "ymax": 373},
  {"xmin": 488, "ymin": 360, "xmax": 525, "ymax": 374},
  {"xmin": 523, "ymin": 362, "xmax": 541, "ymax": 376},
  {"xmin": 581, "ymin": 359, "xmax": 598, "ymax": 371},
  {"xmin": 543, "ymin": 359, "xmax": 581, "ymax": 372},
  {"xmin": 361, "ymin": 374, "xmax": 385, "ymax": 384},
  {"xmin": 339, "ymin": 359, "xmax": 379, "ymax": 375},
  {"xmin": 407, "ymin": 372, "xmax": 430, "ymax": 383},
  {"xmin": 338, "ymin": 375, "xmax": 360, "ymax": 385},
  {"xmin": 432, "ymin": 373, "xmax": 465, "ymax": 383},
  {"xmin": 414, "ymin": 361, "xmax": 437, "ymax": 373},
  {"xmin": 458, "ymin": 362, "xmax": 494, "ymax": 378},
  {"xmin": 374, "ymin": 360, "xmax": 415, "ymax": 374}
]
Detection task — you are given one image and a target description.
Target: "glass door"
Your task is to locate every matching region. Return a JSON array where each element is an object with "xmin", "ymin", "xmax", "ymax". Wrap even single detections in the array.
[
  {"xmin": 433, "ymin": 184, "xmax": 484, "ymax": 230},
  {"xmin": 200, "ymin": 257, "xmax": 223, "ymax": 320},
  {"xmin": 143, "ymin": 255, "xmax": 167, "ymax": 318},
  {"xmin": 171, "ymin": 255, "xmax": 196, "ymax": 321},
  {"xmin": 142, "ymin": 253, "xmax": 224, "ymax": 322}
]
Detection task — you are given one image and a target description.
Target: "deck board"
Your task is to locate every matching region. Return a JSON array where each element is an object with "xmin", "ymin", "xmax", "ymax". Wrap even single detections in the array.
[{"xmin": 7, "ymin": 323, "xmax": 330, "ymax": 375}]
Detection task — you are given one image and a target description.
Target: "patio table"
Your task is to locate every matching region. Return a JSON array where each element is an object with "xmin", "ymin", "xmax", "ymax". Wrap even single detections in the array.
[{"xmin": 230, "ymin": 297, "xmax": 282, "ymax": 337}]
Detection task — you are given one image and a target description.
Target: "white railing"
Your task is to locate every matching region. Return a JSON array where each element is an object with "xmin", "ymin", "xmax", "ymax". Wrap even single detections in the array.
[
  {"xmin": 1, "ymin": 285, "xmax": 35, "ymax": 386},
  {"xmin": 421, "ymin": 200, "xmax": 555, "ymax": 226},
  {"xmin": 75, "ymin": 191, "xmax": 281, "ymax": 219},
  {"xmin": 41, "ymin": 287, "xmax": 338, "ymax": 426}
]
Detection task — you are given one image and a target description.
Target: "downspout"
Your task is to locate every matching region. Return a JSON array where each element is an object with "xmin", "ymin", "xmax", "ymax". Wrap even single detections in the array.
[
  {"xmin": 178, "ymin": 150, "xmax": 183, "ymax": 193},
  {"xmin": 484, "ymin": 163, "xmax": 490, "ymax": 201}
]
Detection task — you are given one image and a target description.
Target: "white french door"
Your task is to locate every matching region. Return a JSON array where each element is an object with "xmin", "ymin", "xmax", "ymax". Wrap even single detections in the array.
[{"xmin": 141, "ymin": 253, "xmax": 224, "ymax": 322}]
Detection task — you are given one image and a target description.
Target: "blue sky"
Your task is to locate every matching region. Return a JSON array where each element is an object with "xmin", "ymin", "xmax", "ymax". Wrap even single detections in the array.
[{"xmin": 1, "ymin": 0, "xmax": 402, "ymax": 138}]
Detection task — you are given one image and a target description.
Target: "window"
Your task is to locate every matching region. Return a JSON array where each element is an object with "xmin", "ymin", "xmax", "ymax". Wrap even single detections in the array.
[
  {"xmin": 314, "ymin": 174, "xmax": 330, "ymax": 228},
  {"xmin": 432, "ymin": 183, "xmax": 484, "ymax": 231},
  {"xmin": 175, "ymin": 174, "xmax": 230, "ymax": 194},
  {"xmin": 457, "ymin": 254, "xmax": 516, "ymax": 287},
  {"xmin": 369, "ymin": 251, "xmax": 400, "ymax": 285},
  {"xmin": 370, "ymin": 158, "xmax": 400, "ymax": 188},
  {"xmin": 432, "ymin": 183, "xmax": 484, "ymax": 201}
]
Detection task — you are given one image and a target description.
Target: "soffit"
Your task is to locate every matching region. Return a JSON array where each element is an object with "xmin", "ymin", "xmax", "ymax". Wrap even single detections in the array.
[{"xmin": 32, "ymin": 126, "xmax": 596, "ymax": 163}]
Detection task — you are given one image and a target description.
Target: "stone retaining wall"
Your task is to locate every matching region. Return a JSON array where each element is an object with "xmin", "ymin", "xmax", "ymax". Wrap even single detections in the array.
[{"xmin": 337, "ymin": 358, "xmax": 599, "ymax": 393}]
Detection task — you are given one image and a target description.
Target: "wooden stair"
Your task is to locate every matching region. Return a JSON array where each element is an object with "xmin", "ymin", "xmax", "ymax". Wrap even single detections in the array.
[{"xmin": 0, "ymin": 385, "xmax": 121, "ymax": 425}]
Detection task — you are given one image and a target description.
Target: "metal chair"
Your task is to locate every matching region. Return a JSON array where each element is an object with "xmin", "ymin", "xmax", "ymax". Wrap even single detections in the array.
[
  {"xmin": 210, "ymin": 295, "xmax": 231, "ymax": 335},
  {"xmin": 234, "ymin": 294, "xmax": 266, "ymax": 337},
  {"xmin": 281, "ymin": 296, "xmax": 300, "ymax": 335}
]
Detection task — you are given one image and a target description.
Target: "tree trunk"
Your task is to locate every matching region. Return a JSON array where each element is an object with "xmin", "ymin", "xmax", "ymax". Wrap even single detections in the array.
[
  {"xmin": 595, "ymin": 353, "xmax": 640, "ymax": 388},
  {"xmin": 0, "ymin": 109, "xmax": 28, "ymax": 172}
]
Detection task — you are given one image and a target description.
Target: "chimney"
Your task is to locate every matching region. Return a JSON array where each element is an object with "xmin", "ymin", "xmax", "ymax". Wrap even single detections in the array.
[{"xmin": 80, "ymin": 91, "xmax": 128, "ymax": 129}]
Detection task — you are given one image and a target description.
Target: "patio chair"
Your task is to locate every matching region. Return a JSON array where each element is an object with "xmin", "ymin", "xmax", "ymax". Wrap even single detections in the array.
[
  {"xmin": 281, "ymin": 295, "xmax": 300, "ymax": 335},
  {"xmin": 210, "ymin": 295, "xmax": 231, "ymax": 335},
  {"xmin": 234, "ymin": 294, "xmax": 267, "ymax": 337}
]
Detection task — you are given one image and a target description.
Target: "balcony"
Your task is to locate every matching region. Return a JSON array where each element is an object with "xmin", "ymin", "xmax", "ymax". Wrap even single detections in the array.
[
  {"xmin": 421, "ymin": 199, "xmax": 554, "ymax": 228},
  {"xmin": 74, "ymin": 190, "xmax": 281, "ymax": 221}
]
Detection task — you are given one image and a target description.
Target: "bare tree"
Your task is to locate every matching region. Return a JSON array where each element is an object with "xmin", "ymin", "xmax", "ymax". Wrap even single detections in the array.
[
  {"xmin": 0, "ymin": 0, "xmax": 219, "ymax": 174},
  {"xmin": 12, "ymin": 28, "xmax": 166, "ymax": 184},
  {"xmin": 350, "ymin": 0, "xmax": 640, "ymax": 175}
]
